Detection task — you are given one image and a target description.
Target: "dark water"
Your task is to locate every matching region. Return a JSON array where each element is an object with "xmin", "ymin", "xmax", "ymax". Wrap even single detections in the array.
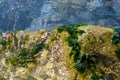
[{"xmin": 0, "ymin": 0, "xmax": 120, "ymax": 32}]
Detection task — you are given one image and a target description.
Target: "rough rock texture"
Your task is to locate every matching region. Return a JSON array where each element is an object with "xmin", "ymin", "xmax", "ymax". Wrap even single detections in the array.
[{"xmin": 0, "ymin": 25, "xmax": 119, "ymax": 80}]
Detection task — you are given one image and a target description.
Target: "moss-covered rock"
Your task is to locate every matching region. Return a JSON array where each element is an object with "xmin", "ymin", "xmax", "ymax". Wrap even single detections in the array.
[{"xmin": 0, "ymin": 25, "xmax": 119, "ymax": 80}]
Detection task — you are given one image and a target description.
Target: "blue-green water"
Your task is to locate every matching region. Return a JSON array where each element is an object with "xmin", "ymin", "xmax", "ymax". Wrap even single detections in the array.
[{"xmin": 0, "ymin": 0, "xmax": 120, "ymax": 32}]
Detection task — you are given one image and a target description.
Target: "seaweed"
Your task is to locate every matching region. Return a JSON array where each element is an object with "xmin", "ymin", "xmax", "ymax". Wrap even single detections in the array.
[
  {"xmin": 74, "ymin": 54, "xmax": 97, "ymax": 74},
  {"xmin": 115, "ymin": 48, "xmax": 120, "ymax": 60},
  {"xmin": 111, "ymin": 28, "xmax": 120, "ymax": 61},
  {"xmin": 6, "ymin": 43, "xmax": 45, "ymax": 67},
  {"xmin": 57, "ymin": 24, "xmax": 98, "ymax": 79},
  {"xmin": 111, "ymin": 28, "xmax": 120, "ymax": 45},
  {"xmin": 30, "ymin": 43, "xmax": 45, "ymax": 55}
]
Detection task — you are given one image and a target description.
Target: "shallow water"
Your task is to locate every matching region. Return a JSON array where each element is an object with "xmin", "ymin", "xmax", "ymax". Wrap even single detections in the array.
[{"xmin": 0, "ymin": 0, "xmax": 120, "ymax": 32}]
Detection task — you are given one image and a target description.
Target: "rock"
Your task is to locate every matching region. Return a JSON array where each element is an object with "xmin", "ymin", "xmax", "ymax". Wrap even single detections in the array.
[
  {"xmin": 0, "ymin": 25, "xmax": 120, "ymax": 80},
  {"xmin": 16, "ymin": 67, "xmax": 28, "ymax": 77}
]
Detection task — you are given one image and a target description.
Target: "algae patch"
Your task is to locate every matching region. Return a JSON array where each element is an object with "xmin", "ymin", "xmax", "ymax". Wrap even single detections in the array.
[{"xmin": 0, "ymin": 25, "xmax": 119, "ymax": 80}]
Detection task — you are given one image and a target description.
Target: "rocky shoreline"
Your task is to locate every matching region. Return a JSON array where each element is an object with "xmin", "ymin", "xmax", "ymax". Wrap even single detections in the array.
[{"xmin": 0, "ymin": 25, "xmax": 119, "ymax": 80}]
